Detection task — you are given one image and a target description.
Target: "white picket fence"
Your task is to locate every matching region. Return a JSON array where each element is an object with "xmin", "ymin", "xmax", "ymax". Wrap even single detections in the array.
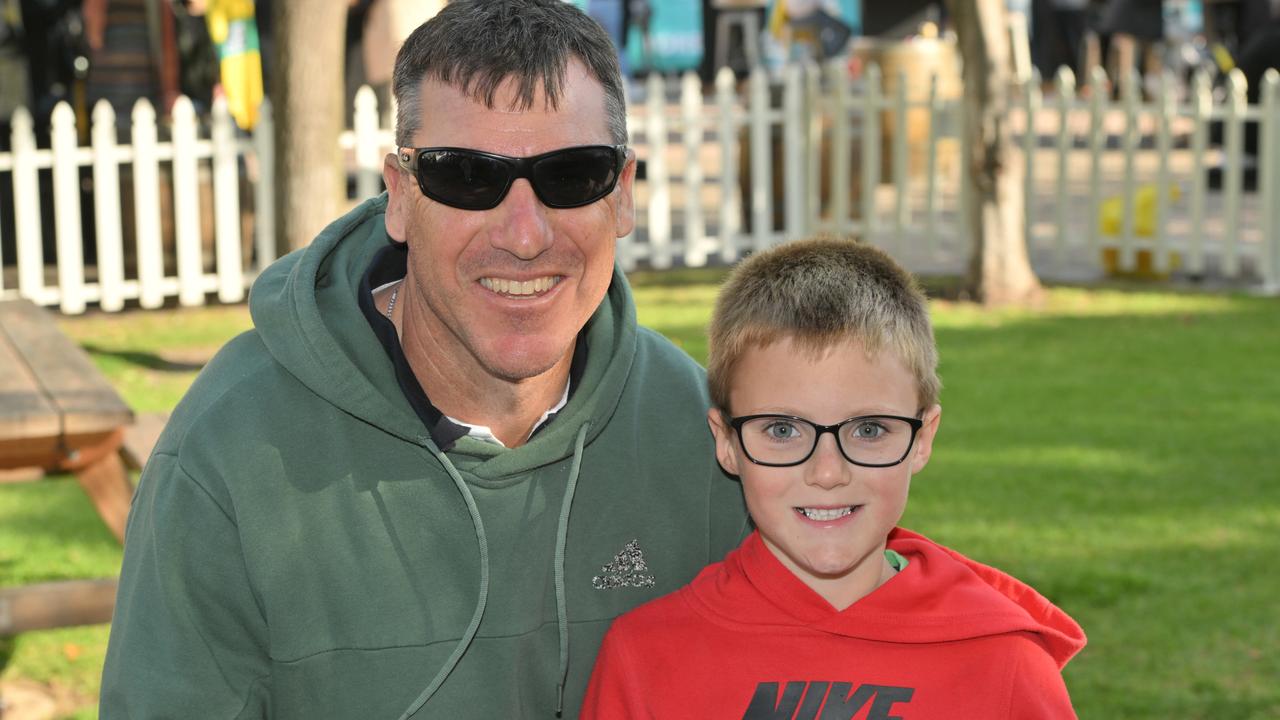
[
  {"xmin": 0, "ymin": 96, "xmax": 273, "ymax": 313},
  {"xmin": 2, "ymin": 61, "xmax": 1279, "ymax": 315},
  {"xmin": 614, "ymin": 62, "xmax": 1280, "ymax": 288}
]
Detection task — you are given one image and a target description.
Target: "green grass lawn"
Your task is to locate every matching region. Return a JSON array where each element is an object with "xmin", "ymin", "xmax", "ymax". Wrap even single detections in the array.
[{"xmin": 2, "ymin": 273, "xmax": 1278, "ymax": 718}]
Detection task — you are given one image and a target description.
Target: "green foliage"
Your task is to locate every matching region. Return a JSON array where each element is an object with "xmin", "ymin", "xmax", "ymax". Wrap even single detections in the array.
[{"xmin": 3, "ymin": 280, "xmax": 1278, "ymax": 718}]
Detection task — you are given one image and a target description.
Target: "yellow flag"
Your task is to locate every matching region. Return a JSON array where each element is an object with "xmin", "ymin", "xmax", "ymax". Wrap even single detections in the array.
[{"xmin": 768, "ymin": 0, "xmax": 789, "ymax": 38}]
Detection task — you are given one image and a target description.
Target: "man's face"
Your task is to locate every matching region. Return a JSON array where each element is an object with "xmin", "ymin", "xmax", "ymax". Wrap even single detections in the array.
[
  {"xmin": 709, "ymin": 336, "xmax": 941, "ymax": 605},
  {"xmin": 384, "ymin": 61, "xmax": 635, "ymax": 383}
]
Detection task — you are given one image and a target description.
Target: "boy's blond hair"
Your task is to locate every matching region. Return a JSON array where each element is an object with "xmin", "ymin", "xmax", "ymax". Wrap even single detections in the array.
[{"xmin": 707, "ymin": 236, "xmax": 940, "ymax": 412}]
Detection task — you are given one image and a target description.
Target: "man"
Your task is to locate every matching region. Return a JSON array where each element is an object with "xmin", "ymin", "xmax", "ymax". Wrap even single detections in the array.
[{"xmin": 99, "ymin": 1, "xmax": 747, "ymax": 717}]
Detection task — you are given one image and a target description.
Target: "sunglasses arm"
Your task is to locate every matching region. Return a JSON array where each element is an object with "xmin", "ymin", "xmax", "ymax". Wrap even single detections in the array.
[{"xmin": 395, "ymin": 148, "xmax": 417, "ymax": 173}]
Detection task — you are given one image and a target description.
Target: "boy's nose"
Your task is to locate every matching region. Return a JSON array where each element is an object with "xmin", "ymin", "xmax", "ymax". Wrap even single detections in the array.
[{"xmin": 804, "ymin": 434, "xmax": 852, "ymax": 490}]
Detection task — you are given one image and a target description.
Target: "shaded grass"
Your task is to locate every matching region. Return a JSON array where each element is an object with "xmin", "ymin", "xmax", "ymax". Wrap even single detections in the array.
[
  {"xmin": 55, "ymin": 304, "xmax": 255, "ymax": 413},
  {"xmin": 3, "ymin": 275, "xmax": 1278, "ymax": 718}
]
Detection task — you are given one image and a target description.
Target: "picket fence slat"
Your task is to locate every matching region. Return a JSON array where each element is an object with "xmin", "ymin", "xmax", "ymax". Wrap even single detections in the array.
[
  {"xmin": 714, "ymin": 67, "xmax": 741, "ymax": 264},
  {"xmin": 1262, "ymin": 71, "xmax": 1280, "ymax": 290},
  {"xmin": 1087, "ymin": 67, "xmax": 1106, "ymax": 265},
  {"xmin": 50, "ymin": 103, "xmax": 85, "ymax": 314},
  {"xmin": 1054, "ymin": 67, "xmax": 1075, "ymax": 265},
  {"xmin": 1189, "ymin": 72, "xmax": 1211, "ymax": 275},
  {"xmin": 1119, "ymin": 69, "xmax": 1140, "ymax": 272},
  {"xmin": 132, "ymin": 99, "xmax": 166, "ymax": 309},
  {"xmin": 1022, "ymin": 70, "xmax": 1040, "ymax": 250},
  {"xmin": 645, "ymin": 73, "xmax": 671, "ymax": 270},
  {"xmin": 354, "ymin": 86, "xmax": 382, "ymax": 203},
  {"xmin": 861, "ymin": 63, "xmax": 881, "ymax": 242},
  {"xmin": 1223, "ymin": 70, "xmax": 1247, "ymax": 278},
  {"xmin": 13, "ymin": 107, "xmax": 44, "ymax": 301},
  {"xmin": 748, "ymin": 67, "xmax": 771, "ymax": 253},
  {"xmin": 924, "ymin": 70, "xmax": 941, "ymax": 252},
  {"xmin": 956, "ymin": 91, "xmax": 970, "ymax": 254},
  {"xmin": 892, "ymin": 69, "xmax": 909, "ymax": 250},
  {"xmin": 783, "ymin": 64, "xmax": 806, "ymax": 242},
  {"xmin": 1154, "ymin": 73, "xmax": 1174, "ymax": 274},
  {"xmin": 212, "ymin": 97, "xmax": 245, "ymax": 304},
  {"xmin": 681, "ymin": 71, "xmax": 705, "ymax": 267},
  {"xmin": 830, "ymin": 59, "xmax": 852, "ymax": 238},
  {"xmin": 92, "ymin": 100, "xmax": 126, "ymax": 312},
  {"xmin": 255, "ymin": 98, "xmax": 276, "ymax": 274},
  {"xmin": 171, "ymin": 97, "xmax": 204, "ymax": 307},
  {"xmin": 805, "ymin": 65, "xmax": 822, "ymax": 238}
]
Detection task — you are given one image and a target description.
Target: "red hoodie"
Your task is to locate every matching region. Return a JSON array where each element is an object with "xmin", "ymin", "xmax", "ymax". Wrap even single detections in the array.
[{"xmin": 582, "ymin": 528, "xmax": 1086, "ymax": 719}]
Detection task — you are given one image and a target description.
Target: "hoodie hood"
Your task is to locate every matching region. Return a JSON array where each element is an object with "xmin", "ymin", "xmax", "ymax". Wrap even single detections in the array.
[
  {"xmin": 247, "ymin": 194, "xmax": 638, "ymax": 473},
  {"xmin": 697, "ymin": 528, "xmax": 1086, "ymax": 670}
]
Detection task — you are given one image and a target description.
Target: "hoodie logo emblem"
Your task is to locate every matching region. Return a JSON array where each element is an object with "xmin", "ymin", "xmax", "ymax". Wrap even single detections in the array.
[
  {"xmin": 592, "ymin": 539, "xmax": 656, "ymax": 590},
  {"xmin": 742, "ymin": 682, "xmax": 914, "ymax": 720}
]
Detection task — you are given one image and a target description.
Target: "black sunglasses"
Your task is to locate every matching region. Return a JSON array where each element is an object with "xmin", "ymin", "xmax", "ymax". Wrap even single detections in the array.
[{"xmin": 396, "ymin": 144, "xmax": 628, "ymax": 211}]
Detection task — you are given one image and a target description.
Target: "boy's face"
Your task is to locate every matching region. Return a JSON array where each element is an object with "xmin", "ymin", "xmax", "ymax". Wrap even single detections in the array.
[{"xmin": 708, "ymin": 336, "xmax": 941, "ymax": 608}]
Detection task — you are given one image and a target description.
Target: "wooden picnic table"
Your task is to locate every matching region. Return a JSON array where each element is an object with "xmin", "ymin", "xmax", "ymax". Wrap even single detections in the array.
[{"xmin": 0, "ymin": 298, "xmax": 134, "ymax": 543}]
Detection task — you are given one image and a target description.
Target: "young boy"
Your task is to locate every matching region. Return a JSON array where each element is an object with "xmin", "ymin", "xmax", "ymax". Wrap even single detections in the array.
[{"xmin": 582, "ymin": 237, "xmax": 1086, "ymax": 719}]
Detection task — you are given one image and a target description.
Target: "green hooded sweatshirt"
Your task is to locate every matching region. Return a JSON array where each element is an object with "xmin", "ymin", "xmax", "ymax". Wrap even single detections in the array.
[{"xmin": 100, "ymin": 196, "xmax": 748, "ymax": 719}]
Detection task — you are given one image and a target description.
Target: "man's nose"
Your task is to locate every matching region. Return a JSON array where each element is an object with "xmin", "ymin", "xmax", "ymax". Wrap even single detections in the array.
[
  {"xmin": 805, "ymin": 433, "xmax": 852, "ymax": 490},
  {"xmin": 491, "ymin": 179, "xmax": 553, "ymax": 260}
]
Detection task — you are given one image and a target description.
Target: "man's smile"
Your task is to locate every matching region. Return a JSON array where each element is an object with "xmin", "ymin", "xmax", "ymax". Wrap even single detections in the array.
[{"xmin": 479, "ymin": 275, "xmax": 564, "ymax": 297}]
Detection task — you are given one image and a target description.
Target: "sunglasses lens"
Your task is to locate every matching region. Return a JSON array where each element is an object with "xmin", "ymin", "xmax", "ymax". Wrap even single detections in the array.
[
  {"xmin": 416, "ymin": 150, "xmax": 511, "ymax": 210},
  {"xmin": 532, "ymin": 147, "xmax": 621, "ymax": 208}
]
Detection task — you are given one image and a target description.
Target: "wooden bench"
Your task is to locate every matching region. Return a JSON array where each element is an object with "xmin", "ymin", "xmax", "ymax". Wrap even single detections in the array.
[{"xmin": 0, "ymin": 298, "xmax": 135, "ymax": 543}]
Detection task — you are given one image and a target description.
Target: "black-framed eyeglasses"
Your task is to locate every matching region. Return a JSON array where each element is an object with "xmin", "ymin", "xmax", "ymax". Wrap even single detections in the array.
[
  {"xmin": 395, "ymin": 144, "xmax": 628, "ymax": 211},
  {"xmin": 726, "ymin": 413, "xmax": 925, "ymax": 468}
]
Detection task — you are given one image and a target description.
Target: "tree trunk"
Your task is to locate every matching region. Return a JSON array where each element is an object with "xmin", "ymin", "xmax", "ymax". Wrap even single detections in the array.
[
  {"xmin": 271, "ymin": 1, "xmax": 348, "ymax": 252},
  {"xmin": 950, "ymin": 0, "xmax": 1042, "ymax": 306}
]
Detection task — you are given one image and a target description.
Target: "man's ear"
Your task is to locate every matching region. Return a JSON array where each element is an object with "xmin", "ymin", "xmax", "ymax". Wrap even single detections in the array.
[
  {"xmin": 613, "ymin": 150, "xmax": 637, "ymax": 239},
  {"xmin": 708, "ymin": 408, "xmax": 740, "ymax": 476},
  {"xmin": 910, "ymin": 404, "xmax": 942, "ymax": 474},
  {"xmin": 383, "ymin": 153, "xmax": 410, "ymax": 243}
]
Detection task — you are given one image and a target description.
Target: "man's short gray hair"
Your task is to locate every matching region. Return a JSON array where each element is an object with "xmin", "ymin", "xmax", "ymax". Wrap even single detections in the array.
[{"xmin": 392, "ymin": 0, "xmax": 628, "ymax": 147}]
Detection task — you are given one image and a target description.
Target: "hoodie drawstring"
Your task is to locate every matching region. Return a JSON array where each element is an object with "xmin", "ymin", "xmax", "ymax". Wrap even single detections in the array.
[
  {"xmin": 554, "ymin": 421, "xmax": 591, "ymax": 716},
  {"xmin": 397, "ymin": 450, "xmax": 490, "ymax": 720}
]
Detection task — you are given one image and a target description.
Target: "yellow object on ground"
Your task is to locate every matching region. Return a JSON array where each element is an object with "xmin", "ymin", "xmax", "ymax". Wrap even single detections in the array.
[
  {"xmin": 1099, "ymin": 183, "xmax": 1183, "ymax": 278},
  {"xmin": 1099, "ymin": 183, "xmax": 1181, "ymax": 238}
]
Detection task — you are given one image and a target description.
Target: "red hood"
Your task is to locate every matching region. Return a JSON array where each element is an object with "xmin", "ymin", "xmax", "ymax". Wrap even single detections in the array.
[{"xmin": 689, "ymin": 527, "xmax": 1086, "ymax": 670}]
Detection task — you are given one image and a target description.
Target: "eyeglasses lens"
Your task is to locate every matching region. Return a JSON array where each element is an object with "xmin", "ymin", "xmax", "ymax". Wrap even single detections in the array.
[{"xmin": 739, "ymin": 416, "xmax": 916, "ymax": 467}]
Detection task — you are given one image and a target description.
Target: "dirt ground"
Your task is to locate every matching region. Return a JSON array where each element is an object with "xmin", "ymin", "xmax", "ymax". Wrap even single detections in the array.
[{"xmin": 0, "ymin": 678, "xmax": 89, "ymax": 720}]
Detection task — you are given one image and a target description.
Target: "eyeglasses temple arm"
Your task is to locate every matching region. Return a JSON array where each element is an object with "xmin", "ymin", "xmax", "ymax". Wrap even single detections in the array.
[{"xmin": 395, "ymin": 148, "xmax": 415, "ymax": 172}]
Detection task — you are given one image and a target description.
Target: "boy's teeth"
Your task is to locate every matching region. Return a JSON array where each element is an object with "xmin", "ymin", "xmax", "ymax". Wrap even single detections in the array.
[
  {"xmin": 797, "ymin": 507, "xmax": 854, "ymax": 521},
  {"xmin": 480, "ymin": 276, "xmax": 559, "ymax": 296}
]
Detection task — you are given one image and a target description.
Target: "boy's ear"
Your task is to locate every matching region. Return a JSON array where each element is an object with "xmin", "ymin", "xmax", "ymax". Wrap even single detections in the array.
[
  {"xmin": 910, "ymin": 404, "xmax": 942, "ymax": 474},
  {"xmin": 707, "ymin": 409, "xmax": 740, "ymax": 476}
]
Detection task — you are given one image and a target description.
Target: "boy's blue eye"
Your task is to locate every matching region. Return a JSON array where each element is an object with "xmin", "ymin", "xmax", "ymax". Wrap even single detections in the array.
[
  {"xmin": 848, "ymin": 421, "xmax": 889, "ymax": 441},
  {"xmin": 763, "ymin": 421, "xmax": 802, "ymax": 441}
]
